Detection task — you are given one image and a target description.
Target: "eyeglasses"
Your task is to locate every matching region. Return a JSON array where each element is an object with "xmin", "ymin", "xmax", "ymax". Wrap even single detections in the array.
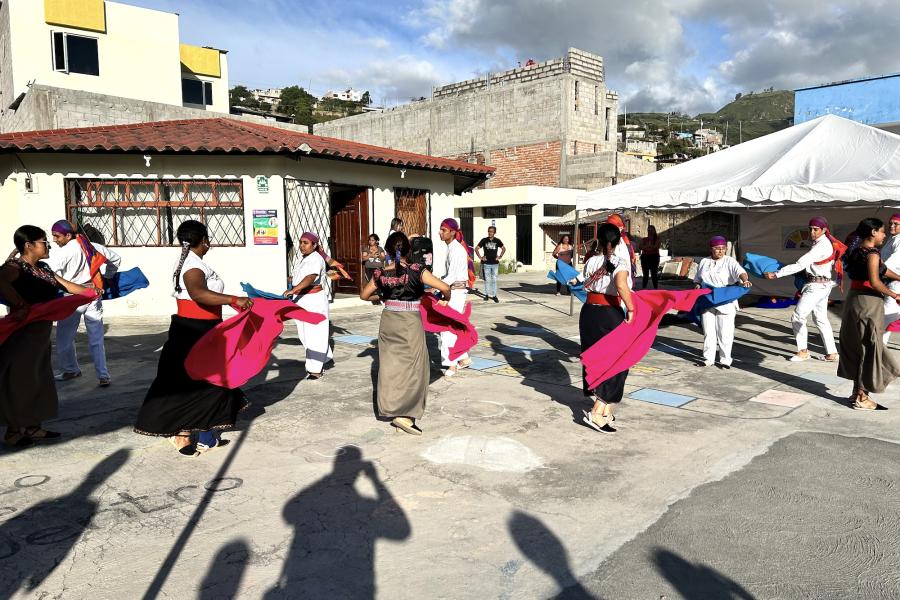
[{"xmin": 29, "ymin": 240, "xmax": 51, "ymax": 246}]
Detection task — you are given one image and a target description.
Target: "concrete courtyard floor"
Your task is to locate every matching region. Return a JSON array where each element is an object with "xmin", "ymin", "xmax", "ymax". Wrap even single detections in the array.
[{"xmin": 1, "ymin": 271, "xmax": 899, "ymax": 599}]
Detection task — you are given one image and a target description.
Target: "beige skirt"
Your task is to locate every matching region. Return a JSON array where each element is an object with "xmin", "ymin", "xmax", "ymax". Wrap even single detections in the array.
[
  {"xmin": 838, "ymin": 291, "xmax": 900, "ymax": 393},
  {"xmin": 377, "ymin": 309, "xmax": 429, "ymax": 419}
]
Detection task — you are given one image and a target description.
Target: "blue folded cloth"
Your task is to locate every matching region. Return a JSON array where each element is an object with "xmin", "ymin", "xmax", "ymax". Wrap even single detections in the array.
[
  {"xmin": 687, "ymin": 284, "xmax": 751, "ymax": 324},
  {"xmin": 241, "ymin": 282, "xmax": 289, "ymax": 300},
  {"xmin": 742, "ymin": 252, "xmax": 804, "ymax": 291},
  {"xmin": 102, "ymin": 267, "xmax": 149, "ymax": 300},
  {"xmin": 547, "ymin": 259, "xmax": 587, "ymax": 303}
]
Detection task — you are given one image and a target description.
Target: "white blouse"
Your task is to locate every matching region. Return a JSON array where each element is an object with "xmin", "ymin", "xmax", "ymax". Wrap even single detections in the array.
[
  {"xmin": 292, "ymin": 252, "xmax": 327, "ymax": 288},
  {"xmin": 175, "ymin": 251, "xmax": 224, "ymax": 299},
  {"xmin": 579, "ymin": 254, "xmax": 631, "ymax": 296}
]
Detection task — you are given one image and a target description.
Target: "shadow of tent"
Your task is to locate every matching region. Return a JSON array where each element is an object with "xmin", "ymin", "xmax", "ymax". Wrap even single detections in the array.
[
  {"xmin": 653, "ymin": 548, "xmax": 756, "ymax": 600},
  {"xmin": 734, "ymin": 312, "xmax": 836, "ymax": 354}
]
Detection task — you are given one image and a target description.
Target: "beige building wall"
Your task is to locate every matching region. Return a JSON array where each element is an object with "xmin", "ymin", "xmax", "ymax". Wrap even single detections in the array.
[
  {"xmin": 4, "ymin": 0, "xmax": 183, "ymax": 107},
  {"xmin": 0, "ymin": 153, "xmax": 457, "ymax": 316}
]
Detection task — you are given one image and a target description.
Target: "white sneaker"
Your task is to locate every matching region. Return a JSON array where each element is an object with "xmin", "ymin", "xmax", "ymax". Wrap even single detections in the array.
[{"xmin": 789, "ymin": 351, "xmax": 810, "ymax": 362}]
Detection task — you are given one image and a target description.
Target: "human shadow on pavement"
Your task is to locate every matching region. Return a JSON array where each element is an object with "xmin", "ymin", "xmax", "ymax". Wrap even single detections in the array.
[
  {"xmin": 508, "ymin": 511, "xmax": 597, "ymax": 600},
  {"xmin": 198, "ymin": 539, "xmax": 250, "ymax": 600},
  {"xmin": 484, "ymin": 332, "xmax": 586, "ymax": 425},
  {"xmin": 653, "ymin": 548, "xmax": 756, "ymax": 600},
  {"xmin": 264, "ymin": 446, "xmax": 411, "ymax": 599},
  {"xmin": 0, "ymin": 449, "xmax": 130, "ymax": 600}
]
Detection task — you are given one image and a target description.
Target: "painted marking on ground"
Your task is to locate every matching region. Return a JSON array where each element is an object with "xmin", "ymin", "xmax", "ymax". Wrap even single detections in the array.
[
  {"xmin": 798, "ymin": 372, "xmax": 847, "ymax": 386},
  {"xmin": 630, "ymin": 365, "xmax": 662, "ymax": 374},
  {"xmin": 465, "ymin": 357, "xmax": 506, "ymax": 370},
  {"xmin": 485, "ymin": 365, "xmax": 526, "ymax": 378},
  {"xmin": 421, "ymin": 435, "xmax": 542, "ymax": 473},
  {"xmin": 749, "ymin": 389, "xmax": 810, "ymax": 408},
  {"xmin": 333, "ymin": 334, "xmax": 377, "ymax": 346},
  {"xmin": 628, "ymin": 388, "xmax": 695, "ymax": 408}
]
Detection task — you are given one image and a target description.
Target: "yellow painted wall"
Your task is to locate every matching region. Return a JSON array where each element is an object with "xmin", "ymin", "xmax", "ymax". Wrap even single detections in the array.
[
  {"xmin": 44, "ymin": 0, "xmax": 105, "ymax": 32},
  {"xmin": 180, "ymin": 44, "xmax": 221, "ymax": 78}
]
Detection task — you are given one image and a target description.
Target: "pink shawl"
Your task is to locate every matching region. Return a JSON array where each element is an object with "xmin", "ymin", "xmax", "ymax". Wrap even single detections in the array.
[
  {"xmin": 0, "ymin": 290, "xmax": 98, "ymax": 345},
  {"xmin": 419, "ymin": 293, "xmax": 478, "ymax": 361},
  {"xmin": 185, "ymin": 299, "xmax": 325, "ymax": 388},
  {"xmin": 889, "ymin": 320, "xmax": 900, "ymax": 333},
  {"xmin": 582, "ymin": 288, "xmax": 710, "ymax": 390}
]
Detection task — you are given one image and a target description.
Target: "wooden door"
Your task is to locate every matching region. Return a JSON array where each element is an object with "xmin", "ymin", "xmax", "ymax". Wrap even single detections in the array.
[
  {"xmin": 394, "ymin": 188, "xmax": 428, "ymax": 236},
  {"xmin": 330, "ymin": 188, "xmax": 368, "ymax": 294}
]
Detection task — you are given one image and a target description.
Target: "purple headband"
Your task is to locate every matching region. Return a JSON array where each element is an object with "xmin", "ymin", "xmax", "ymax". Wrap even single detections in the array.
[
  {"xmin": 709, "ymin": 235, "xmax": 727, "ymax": 248},
  {"xmin": 809, "ymin": 217, "xmax": 829, "ymax": 230},
  {"xmin": 441, "ymin": 218, "xmax": 460, "ymax": 231},
  {"xmin": 890, "ymin": 213, "xmax": 900, "ymax": 222},
  {"xmin": 51, "ymin": 220, "xmax": 75, "ymax": 235}
]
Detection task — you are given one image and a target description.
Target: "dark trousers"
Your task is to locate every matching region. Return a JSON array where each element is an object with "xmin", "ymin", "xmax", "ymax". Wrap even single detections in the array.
[
  {"xmin": 579, "ymin": 303, "xmax": 628, "ymax": 402},
  {"xmin": 641, "ymin": 254, "xmax": 660, "ymax": 289}
]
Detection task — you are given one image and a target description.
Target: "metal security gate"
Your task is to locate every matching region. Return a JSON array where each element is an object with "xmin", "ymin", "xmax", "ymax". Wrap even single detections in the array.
[
  {"xmin": 283, "ymin": 179, "xmax": 332, "ymax": 296},
  {"xmin": 394, "ymin": 188, "xmax": 429, "ymax": 236},
  {"xmin": 459, "ymin": 207, "xmax": 474, "ymax": 248},
  {"xmin": 516, "ymin": 204, "xmax": 533, "ymax": 265}
]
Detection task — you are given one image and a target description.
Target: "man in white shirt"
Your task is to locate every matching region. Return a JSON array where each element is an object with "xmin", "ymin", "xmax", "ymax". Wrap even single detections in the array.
[
  {"xmin": 45, "ymin": 220, "xmax": 120, "ymax": 386},
  {"xmin": 438, "ymin": 218, "xmax": 472, "ymax": 376},
  {"xmin": 765, "ymin": 217, "xmax": 840, "ymax": 362},
  {"xmin": 882, "ymin": 213, "xmax": 900, "ymax": 343}
]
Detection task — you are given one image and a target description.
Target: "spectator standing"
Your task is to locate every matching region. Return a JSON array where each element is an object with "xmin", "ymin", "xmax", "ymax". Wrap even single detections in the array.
[
  {"xmin": 639, "ymin": 225, "xmax": 661, "ymax": 289},
  {"xmin": 475, "ymin": 226, "xmax": 505, "ymax": 302}
]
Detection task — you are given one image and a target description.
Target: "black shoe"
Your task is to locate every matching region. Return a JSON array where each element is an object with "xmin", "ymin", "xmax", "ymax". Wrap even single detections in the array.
[
  {"xmin": 492, "ymin": 296, "xmax": 499, "ymax": 303},
  {"xmin": 483, "ymin": 295, "xmax": 490, "ymax": 301}
]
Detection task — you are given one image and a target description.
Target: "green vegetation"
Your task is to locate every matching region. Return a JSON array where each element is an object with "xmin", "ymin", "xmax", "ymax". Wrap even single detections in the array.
[
  {"xmin": 229, "ymin": 85, "xmax": 372, "ymax": 127},
  {"xmin": 622, "ymin": 90, "xmax": 795, "ymax": 146}
]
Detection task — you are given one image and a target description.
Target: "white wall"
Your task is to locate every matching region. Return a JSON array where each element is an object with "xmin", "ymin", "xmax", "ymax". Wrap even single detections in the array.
[
  {"xmin": 8, "ymin": 0, "xmax": 183, "ymax": 106},
  {"xmin": 0, "ymin": 153, "xmax": 457, "ymax": 316}
]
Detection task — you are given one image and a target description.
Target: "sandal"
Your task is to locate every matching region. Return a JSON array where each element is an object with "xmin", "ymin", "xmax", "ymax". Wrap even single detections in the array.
[
  {"xmin": 852, "ymin": 394, "xmax": 878, "ymax": 410},
  {"xmin": 23, "ymin": 427, "xmax": 61, "ymax": 440},
  {"xmin": 168, "ymin": 434, "xmax": 193, "ymax": 452},
  {"xmin": 3, "ymin": 430, "xmax": 33, "ymax": 448},
  {"xmin": 391, "ymin": 417, "xmax": 423, "ymax": 436}
]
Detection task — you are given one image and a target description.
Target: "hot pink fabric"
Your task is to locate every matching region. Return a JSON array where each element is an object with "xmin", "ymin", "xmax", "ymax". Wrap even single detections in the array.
[
  {"xmin": 419, "ymin": 293, "xmax": 478, "ymax": 361},
  {"xmin": 185, "ymin": 299, "xmax": 325, "ymax": 389},
  {"xmin": 581, "ymin": 288, "xmax": 710, "ymax": 390},
  {"xmin": 0, "ymin": 290, "xmax": 97, "ymax": 345},
  {"xmin": 888, "ymin": 320, "xmax": 900, "ymax": 333}
]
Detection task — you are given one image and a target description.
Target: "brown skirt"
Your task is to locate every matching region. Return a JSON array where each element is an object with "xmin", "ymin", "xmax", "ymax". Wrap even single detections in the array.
[
  {"xmin": 376, "ymin": 309, "xmax": 428, "ymax": 419},
  {"xmin": 838, "ymin": 291, "xmax": 900, "ymax": 393},
  {"xmin": 0, "ymin": 321, "xmax": 57, "ymax": 428}
]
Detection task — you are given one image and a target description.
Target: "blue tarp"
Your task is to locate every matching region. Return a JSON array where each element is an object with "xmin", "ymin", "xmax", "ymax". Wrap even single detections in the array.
[
  {"xmin": 241, "ymin": 282, "xmax": 289, "ymax": 300},
  {"xmin": 547, "ymin": 259, "xmax": 587, "ymax": 303}
]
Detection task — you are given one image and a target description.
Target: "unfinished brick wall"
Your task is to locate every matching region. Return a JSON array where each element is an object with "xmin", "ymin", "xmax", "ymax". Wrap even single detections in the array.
[{"xmin": 488, "ymin": 141, "xmax": 561, "ymax": 188}]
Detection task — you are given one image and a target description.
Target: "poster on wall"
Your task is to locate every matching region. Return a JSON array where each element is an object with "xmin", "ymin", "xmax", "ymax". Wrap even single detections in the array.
[{"xmin": 253, "ymin": 209, "xmax": 279, "ymax": 245}]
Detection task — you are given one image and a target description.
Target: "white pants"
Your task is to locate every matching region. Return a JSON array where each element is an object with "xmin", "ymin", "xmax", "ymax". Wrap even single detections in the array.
[
  {"xmin": 701, "ymin": 307, "xmax": 735, "ymax": 366},
  {"xmin": 295, "ymin": 291, "xmax": 333, "ymax": 374},
  {"xmin": 793, "ymin": 283, "xmax": 837, "ymax": 355},
  {"xmin": 56, "ymin": 297, "xmax": 109, "ymax": 379},
  {"xmin": 441, "ymin": 289, "xmax": 470, "ymax": 367},
  {"xmin": 885, "ymin": 292, "xmax": 900, "ymax": 345}
]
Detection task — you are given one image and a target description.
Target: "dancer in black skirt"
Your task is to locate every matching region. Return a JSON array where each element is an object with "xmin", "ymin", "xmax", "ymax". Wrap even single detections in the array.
[
  {"xmin": 134, "ymin": 220, "xmax": 252, "ymax": 455},
  {"xmin": 573, "ymin": 223, "xmax": 635, "ymax": 432}
]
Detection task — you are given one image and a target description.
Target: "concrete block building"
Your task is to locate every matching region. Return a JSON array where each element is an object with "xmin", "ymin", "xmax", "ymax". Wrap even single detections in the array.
[
  {"xmin": 314, "ymin": 49, "xmax": 648, "ymax": 191},
  {"xmin": 0, "ymin": 0, "xmax": 229, "ymax": 132}
]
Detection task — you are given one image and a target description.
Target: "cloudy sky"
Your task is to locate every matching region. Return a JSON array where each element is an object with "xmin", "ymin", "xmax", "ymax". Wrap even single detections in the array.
[{"xmin": 129, "ymin": 0, "xmax": 900, "ymax": 115}]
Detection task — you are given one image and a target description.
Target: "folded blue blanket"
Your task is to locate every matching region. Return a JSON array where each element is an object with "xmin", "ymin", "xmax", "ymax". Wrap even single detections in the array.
[
  {"xmin": 687, "ymin": 284, "xmax": 751, "ymax": 324},
  {"xmin": 742, "ymin": 252, "xmax": 804, "ymax": 291},
  {"xmin": 102, "ymin": 267, "xmax": 149, "ymax": 300},
  {"xmin": 241, "ymin": 282, "xmax": 290, "ymax": 300},
  {"xmin": 547, "ymin": 259, "xmax": 587, "ymax": 303}
]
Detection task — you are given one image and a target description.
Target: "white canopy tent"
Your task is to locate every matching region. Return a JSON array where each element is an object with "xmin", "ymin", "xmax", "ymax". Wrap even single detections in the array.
[
  {"xmin": 577, "ymin": 114, "xmax": 900, "ymax": 211},
  {"xmin": 576, "ymin": 115, "xmax": 900, "ymax": 298}
]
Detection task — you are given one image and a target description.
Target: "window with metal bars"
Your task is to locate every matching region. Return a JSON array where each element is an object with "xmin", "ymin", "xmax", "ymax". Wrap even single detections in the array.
[
  {"xmin": 393, "ymin": 187, "xmax": 430, "ymax": 236},
  {"xmin": 65, "ymin": 179, "xmax": 245, "ymax": 247},
  {"xmin": 483, "ymin": 206, "xmax": 507, "ymax": 219}
]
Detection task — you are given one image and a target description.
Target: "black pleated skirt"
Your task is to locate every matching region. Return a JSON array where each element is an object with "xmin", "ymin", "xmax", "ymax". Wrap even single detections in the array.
[
  {"xmin": 135, "ymin": 315, "xmax": 248, "ymax": 436},
  {"xmin": 579, "ymin": 303, "xmax": 628, "ymax": 403}
]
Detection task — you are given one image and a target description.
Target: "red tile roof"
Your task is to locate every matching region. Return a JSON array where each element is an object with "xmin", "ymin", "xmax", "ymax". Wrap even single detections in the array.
[{"xmin": 0, "ymin": 118, "xmax": 494, "ymax": 177}]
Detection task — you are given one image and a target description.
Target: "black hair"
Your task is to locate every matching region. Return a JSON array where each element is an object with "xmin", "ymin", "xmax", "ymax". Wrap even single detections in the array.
[
  {"xmin": 81, "ymin": 223, "xmax": 106, "ymax": 245},
  {"xmin": 559, "ymin": 234, "xmax": 571, "ymax": 244},
  {"xmin": 385, "ymin": 231, "xmax": 410, "ymax": 276},
  {"xmin": 13, "ymin": 225, "xmax": 47, "ymax": 252},
  {"xmin": 368, "ymin": 233, "xmax": 380, "ymax": 243},
  {"xmin": 390, "ymin": 217, "xmax": 403, "ymax": 230},
  {"xmin": 597, "ymin": 223, "xmax": 621, "ymax": 255},
  {"xmin": 854, "ymin": 217, "xmax": 884, "ymax": 240},
  {"xmin": 173, "ymin": 220, "xmax": 209, "ymax": 293},
  {"xmin": 488, "ymin": 226, "xmax": 497, "ymax": 232}
]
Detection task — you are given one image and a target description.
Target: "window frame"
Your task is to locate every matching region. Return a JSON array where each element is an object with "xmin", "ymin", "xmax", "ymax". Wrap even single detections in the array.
[
  {"xmin": 51, "ymin": 31, "xmax": 99, "ymax": 76},
  {"xmin": 182, "ymin": 78, "xmax": 214, "ymax": 106},
  {"xmin": 65, "ymin": 178, "xmax": 246, "ymax": 248},
  {"xmin": 483, "ymin": 206, "xmax": 508, "ymax": 219}
]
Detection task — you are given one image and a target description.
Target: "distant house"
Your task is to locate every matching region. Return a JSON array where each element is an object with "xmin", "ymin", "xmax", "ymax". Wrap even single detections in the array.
[
  {"xmin": 795, "ymin": 72, "xmax": 900, "ymax": 134},
  {"xmin": 251, "ymin": 88, "xmax": 283, "ymax": 105},
  {"xmin": 693, "ymin": 128, "xmax": 723, "ymax": 149},
  {"xmin": 324, "ymin": 89, "xmax": 365, "ymax": 103}
]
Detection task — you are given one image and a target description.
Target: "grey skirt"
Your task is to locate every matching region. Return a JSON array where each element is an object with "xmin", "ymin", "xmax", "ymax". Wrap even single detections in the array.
[
  {"xmin": 838, "ymin": 291, "xmax": 900, "ymax": 393},
  {"xmin": 377, "ymin": 309, "xmax": 429, "ymax": 419},
  {"xmin": 0, "ymin": 321, "xmax": 58, "ymax": 428}
]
